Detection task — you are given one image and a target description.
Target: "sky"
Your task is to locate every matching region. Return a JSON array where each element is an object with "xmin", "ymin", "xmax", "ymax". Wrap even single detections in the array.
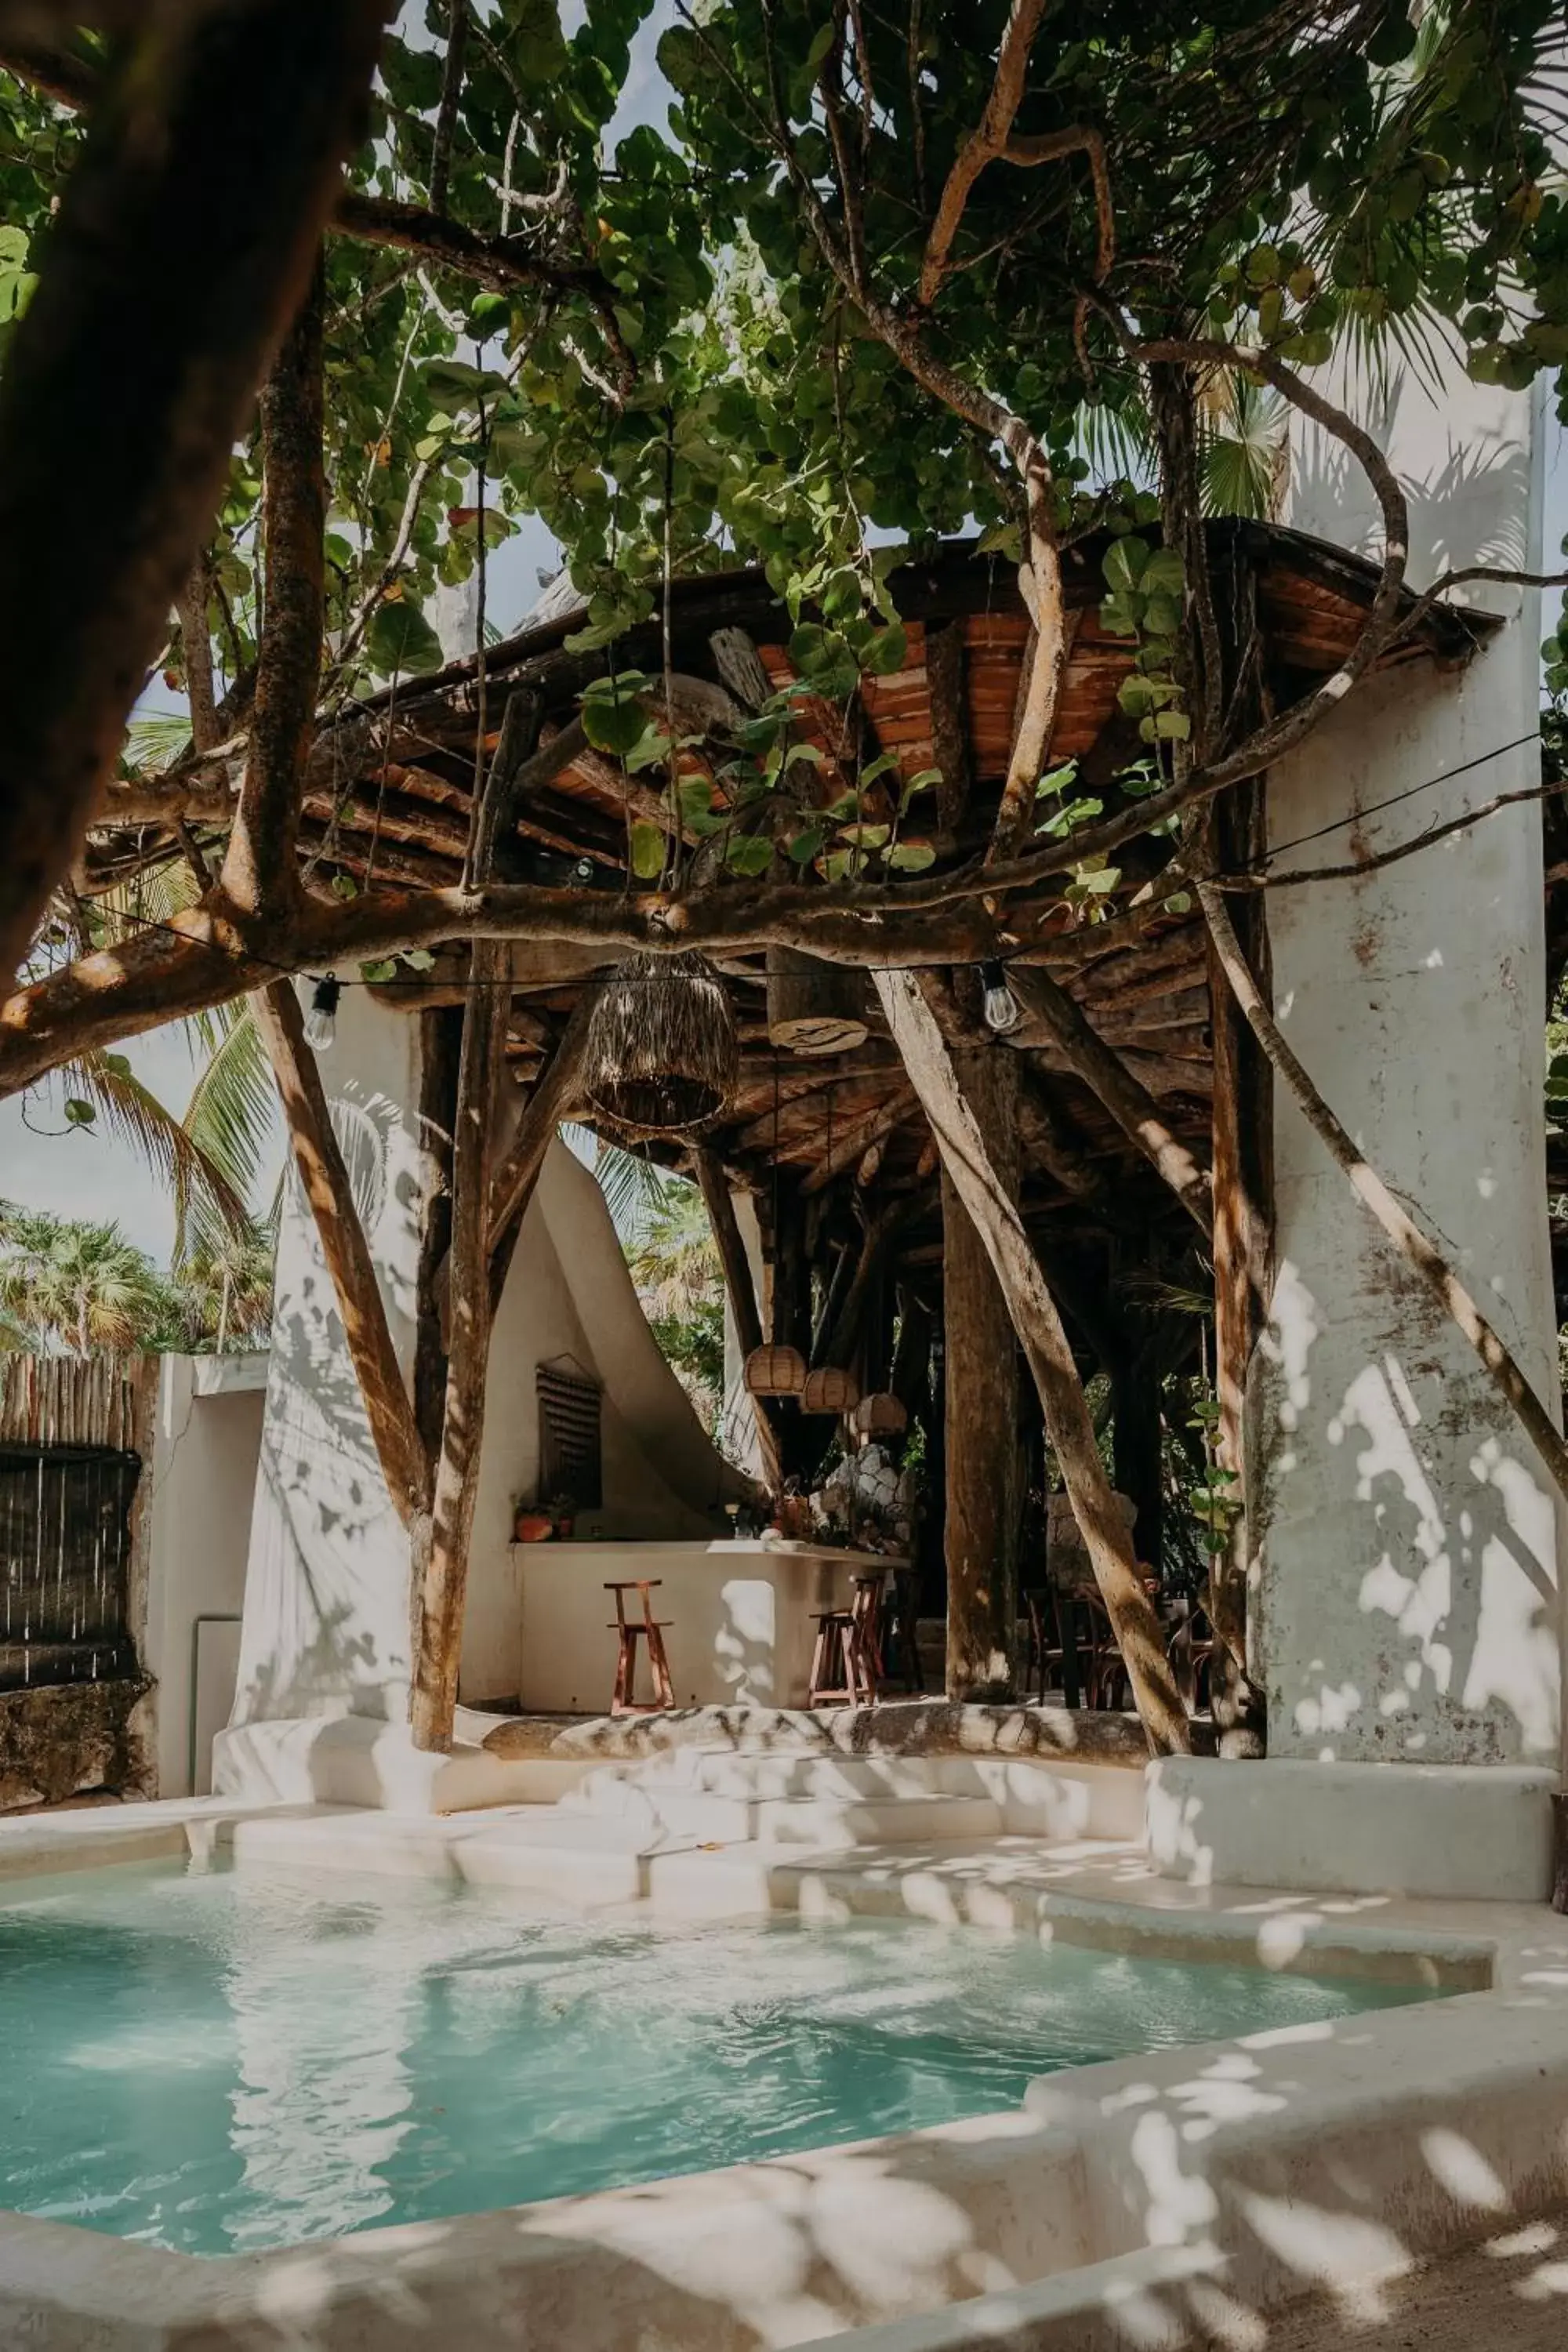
[{"xmin": 0, "ymin": 16, "xmax": 1564, "ymax": 1264}]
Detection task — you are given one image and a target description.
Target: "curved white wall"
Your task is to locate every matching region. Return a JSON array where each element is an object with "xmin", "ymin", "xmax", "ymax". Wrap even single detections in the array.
[{"xmin": 230, "ymin": 985, "xmax": 746, "ymax": 1726}]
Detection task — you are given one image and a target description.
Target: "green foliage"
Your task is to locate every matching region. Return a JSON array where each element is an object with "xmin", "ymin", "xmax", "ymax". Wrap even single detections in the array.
[{"xmin": 7, "ymin": 0, "xmax": 1563, "ymax": 967}]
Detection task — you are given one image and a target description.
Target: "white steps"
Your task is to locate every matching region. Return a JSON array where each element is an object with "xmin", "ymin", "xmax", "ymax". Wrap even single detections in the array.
[{"xmin": 556, "ymin": 1749, "xmax": 1004, "ymax": 1850}]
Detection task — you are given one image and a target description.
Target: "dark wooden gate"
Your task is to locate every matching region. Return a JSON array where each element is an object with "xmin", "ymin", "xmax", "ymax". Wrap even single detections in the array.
[{"xmin": 0, "ymin": 1446, "xmax": 140, "ymax": 1690}]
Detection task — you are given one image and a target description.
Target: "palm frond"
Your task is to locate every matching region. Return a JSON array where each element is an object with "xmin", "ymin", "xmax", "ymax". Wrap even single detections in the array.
[
  {"xmin": 1074, "ymin": 390, "xmax": 1155, "ymax": 491},
  {"xmin": 89, "ymin": 858, "xmax": 201, "ymax": 952},
  {"xmin": 57, "ymin": 1051, "xmax": 254, "ymax": 1256},
  {"xmin": 123, "ymin": 709, "xmax": 193, "ymax": 770},
  {"xmin": 1200, "ymin": 376, "xmax": 1287, "ymax": 520},
  {"xmin": 176, "ymin": 1001, "xmax": 276, "ymax": 1258},
  {"xmin": 593, "ymin": 1138, "xmax": 685, "ymax": 1239}
]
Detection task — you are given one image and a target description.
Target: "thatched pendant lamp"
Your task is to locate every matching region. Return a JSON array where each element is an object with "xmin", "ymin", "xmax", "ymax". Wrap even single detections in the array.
[
  {"xmin": 800, "ymin": 1363, "xmax": 861, "ymax": 1417},
  {"xmin": 851, "ymin": 1389, "xmax": 907, "ymax": 1439},
  {"xmin": 765, "ymin": 945, "xmax": 869, "ymax": 1056},
  {"xmin": 744, "ymin": 1344, "xmax": 808, "ymax": 1398},
  {"xmin": 583, "ymin": 952, "xmax": 738, "ymax": 1135}
]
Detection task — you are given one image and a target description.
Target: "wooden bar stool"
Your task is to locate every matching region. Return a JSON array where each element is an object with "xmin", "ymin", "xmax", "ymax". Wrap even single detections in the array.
[
  {"xmin": 848, "ymin": 1570, "xmax": 887, "ymax": 1696},
  {"xmin": 605, "ymin": 1581, "xmax": 675, "ymax": 1715},
  {"xmin": 808, "ymin": 1606, "xmax": 858, "ymax": 1706}
]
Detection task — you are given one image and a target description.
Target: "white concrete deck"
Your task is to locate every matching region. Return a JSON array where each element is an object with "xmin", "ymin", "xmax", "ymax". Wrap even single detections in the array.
[{"xmin": 0, "ymin": 1777, "xmax": 1566, "ymax": 2350}]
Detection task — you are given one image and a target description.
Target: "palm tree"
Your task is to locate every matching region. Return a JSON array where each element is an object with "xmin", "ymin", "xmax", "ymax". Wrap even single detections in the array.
[
  {"xmin": 158, "ymin": 1225, "xmax": 275, "ymax": 1353},
  {"xmin": 0, "ymin": 1203, "xmax": 171, "ymax": 1357}
]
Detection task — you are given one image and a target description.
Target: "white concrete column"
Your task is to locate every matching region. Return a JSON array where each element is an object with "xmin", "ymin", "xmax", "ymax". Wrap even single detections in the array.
[
  {"xmin": 1152, "ymin": 370, "xmax": 1562, "ymax": 1900},
  {"xmin": 1254, "ymin": 365, "xmax": 1559, "ymax": 1772}
]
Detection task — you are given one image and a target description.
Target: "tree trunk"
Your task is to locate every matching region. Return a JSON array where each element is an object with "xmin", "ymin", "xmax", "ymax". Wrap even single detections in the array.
[
  {"xmin": 254, "ymin": 977, "xmax": 429, "ymax": 1524},
  {"xmin": 0, "ymin": 0, "xmax": 387, "ymax": 982},
  {"xmin": 942, "ymin": 1044, "xmax": 1022, "ymax": 1698},
  {"xmin": 1200, "ymin": 878, "xmax": 1568, "ymax": 1508},
  {"xmin": 1204, "ymin": 788, "xmax": 1272, "ymax": 1754},
  {"xmin": 695, "ymin": 1152, "xmax": 782, "ymax": 1494},
  {"xmin": 876, "ymin": 967, "xmax": 1191, "ymax": 1754},
  {"xmin": 410, "ymin": 940, "xmax": 507, "ymax": 1751}
]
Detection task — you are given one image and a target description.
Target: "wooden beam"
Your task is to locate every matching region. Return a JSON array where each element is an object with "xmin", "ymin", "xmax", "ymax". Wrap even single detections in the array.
[
  {"xmin": 800, "ymin": 1086, "xmax": 916, "ymax": 1193},
  {"xmin": 254, "ymin": 978, "xmax": 430, "ymax": 1526},
  {"xmin": 874, "ymin": 967, "xmax": 1191, "ymax": 1755},
  {"xmin": 1009, "ymin": 966, "xmax": 1214, "ymax": 1232},
  {"xmin": 695, "ymin": 1149, "xmax": 782, "ymax": 1493},
  {"xmin": 485, "ymin": 988, "xmax": 595, "ymax": 1274}
]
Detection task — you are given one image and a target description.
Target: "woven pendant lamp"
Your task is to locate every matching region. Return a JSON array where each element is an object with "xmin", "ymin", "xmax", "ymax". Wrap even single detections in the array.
[
  {"xmin": 744, "ymin": 1344, "xmax": 808, "ymax": 1398},
  {"xmin": 851, "ymin": 1390, "xmax": 907, "ymax": 1439},
  {"xmin": 583, "ymin": 953, "xmax": 738, "ymax": 1135},
  {"xmin": 800, "ymin": 1363, "xmax": 861, "ymax": 1417}
]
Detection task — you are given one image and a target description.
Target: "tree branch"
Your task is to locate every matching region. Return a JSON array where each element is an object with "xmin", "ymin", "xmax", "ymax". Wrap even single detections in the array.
[
  {"xmin": 0, "ymin": 0, "xmax": 388, "ymax": 985},
  {"xmin": 332, "ymin": 192, "xmax": 635, "ymax": 392},
  {"xmin": 1197, "ymin": 878, "xmax": 1568, "ymax": 1512},
  {"xmin": 427, "ymin": 0, "xmax": 469, "ymax": 218},
  {"xmin": 220, "ymin": 265, "xmax": 325, "ymax": 923},
  {"xmin": 253, "ymin": 976, "xmax": 430, "ymax": 1524},
  {"xmin": 176, "ymin": 560, "xmax": 220, "ymax": 756},
  {"xmin": 0, "ymin": 40, "xmax": 636, "ymax": 396},
  {"xmin": 920, "ymin": 0, "xmax": 1053, "ymax": 307}
]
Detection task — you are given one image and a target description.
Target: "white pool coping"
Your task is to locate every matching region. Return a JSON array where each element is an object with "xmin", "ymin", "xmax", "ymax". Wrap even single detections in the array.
[{"xmin": 2, "ymin": 1792, "xmax": 1567, "ymax": 2350}]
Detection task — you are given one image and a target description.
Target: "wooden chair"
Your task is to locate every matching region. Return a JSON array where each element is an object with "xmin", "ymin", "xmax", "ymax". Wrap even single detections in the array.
[
  {"xmin": 1167, "ymin": 1596, "xmax": 1214, "ymax": 1716},
  {"xmin": 605, "ymin": 1581, "xmax": 674, "ymax": 1715},
  {"xmin": 1023, "ymin": 1588, "xmax": 1063, "ymax": 1703},
  {"xmin": 883, "ymin": 1566, "xmax": 924, "ymax": 1695},
  {"xmin": 848, "ymin": 1570, "xmax": 887, "ymax": 1691}
]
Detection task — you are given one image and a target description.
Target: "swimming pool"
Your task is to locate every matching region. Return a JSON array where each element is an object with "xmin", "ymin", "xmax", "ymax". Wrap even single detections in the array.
[{"xmin": 0, "ymin": 1859, "xmax": 1432, "ymax": 2257}]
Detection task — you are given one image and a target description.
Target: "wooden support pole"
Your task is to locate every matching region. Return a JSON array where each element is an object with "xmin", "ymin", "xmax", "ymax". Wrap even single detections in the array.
[
  {"xmin": 876, "ymin": 967, "xmax": 1191, "ymax": 1754},
  {"xmin": 485, "ymin": 989, "xmax": 594, "ymax": 1292},
  {"xmin": 412, "ymin": 691, "xmax": 552, "ymax": 1752},
  {"xmin": 1204, "ymin": 783, "xmax": 1272, "ymax": 1751},
  {"xmin": 695, "ymin": 1151, "xmax": 782, "ymax": 1494},
  {"xmin": 1009, "ymin": 966, "xmax": 1214, "ymax": 1235},
  {"xmin": 410, "ymin": 937, "xmax": 508, "ymax": 1751},
  {"xmin": 412, "ymin": 1004, "xmax": 462, "ymax": 1465},
  {"xmin": 941, "ymin": 1043, "xmax": 1022, "ymax": 1698},
  {"xmin": 254, "ymin": 978, "xmax": 430, "ymax": 1526}
]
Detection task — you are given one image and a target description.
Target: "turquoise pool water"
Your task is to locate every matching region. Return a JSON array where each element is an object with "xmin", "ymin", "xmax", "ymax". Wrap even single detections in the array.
[{"xmin": 0, "ymin": 1861, "xmax": 1428, "ymax": 2256}]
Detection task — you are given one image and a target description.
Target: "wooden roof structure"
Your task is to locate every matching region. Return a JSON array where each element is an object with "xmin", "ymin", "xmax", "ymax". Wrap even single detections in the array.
[{"xmin": 107, "ymin": 520, "xmax": 1497, "ymax": 1314}]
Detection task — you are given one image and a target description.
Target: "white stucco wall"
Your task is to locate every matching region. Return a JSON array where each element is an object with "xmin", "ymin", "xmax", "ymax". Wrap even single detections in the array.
[
  {"xmin": 142, "ymin": 1352, "xmax": 267, "ymax": 1795},
  {"xmin": 459, "ymin": 1142, "xmax": 750, "ymax": 1704},
  {"xmin": 230, "ymin": 982, "xmax": 426, "ymax": 1729},
  {"xmin": 230, "ymin": 985, "xmax": 747, "ymax": 1726},
  {"xmin": 1255, "ymin": 365, "xmax": 1561, "ymax": 1764}
]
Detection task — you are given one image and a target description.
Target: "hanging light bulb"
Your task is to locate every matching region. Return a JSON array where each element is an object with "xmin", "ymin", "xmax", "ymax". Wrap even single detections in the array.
[
  {"xmin": 303, "ymin": 975, "xmax": 341, "ymax": 1052},
  {"xmin": 980, "ymin": 960, "xmax": 1021, "ymax": 1036}
]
